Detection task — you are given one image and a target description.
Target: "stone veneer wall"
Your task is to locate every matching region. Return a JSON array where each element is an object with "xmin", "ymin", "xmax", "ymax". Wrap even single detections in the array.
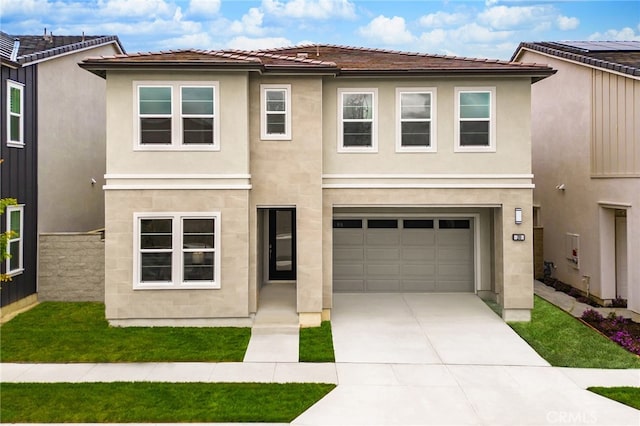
[{"xmin": 38, "ymin": 232, "xmax": 105, "ymax": 302}]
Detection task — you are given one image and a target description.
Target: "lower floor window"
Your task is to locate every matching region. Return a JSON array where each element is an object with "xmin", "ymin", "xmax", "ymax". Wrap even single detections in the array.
[
  {"xmin": 134, "ymin": 212, "xmax": 220, "ymax": 289},
  {"xmin": 5, "ymin": 204, "xmax": 24, "ymax": 275}
]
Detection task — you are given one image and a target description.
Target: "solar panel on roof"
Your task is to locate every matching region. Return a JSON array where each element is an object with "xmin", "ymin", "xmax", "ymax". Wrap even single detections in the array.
[{"xmin": 557, "ymin": 41, "xmax": 640, "ymax": 52}]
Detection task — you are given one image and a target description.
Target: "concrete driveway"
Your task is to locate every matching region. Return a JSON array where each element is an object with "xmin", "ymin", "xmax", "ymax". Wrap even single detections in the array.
[{"xmin": 293, "ymin": 293, "xmax": 640, "ymax": 426}]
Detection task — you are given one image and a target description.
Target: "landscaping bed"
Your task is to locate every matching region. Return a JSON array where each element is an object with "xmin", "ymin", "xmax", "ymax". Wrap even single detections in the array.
[{"xmin": 581, "ymin": 309, "xmax": 640, "ymax": 356}]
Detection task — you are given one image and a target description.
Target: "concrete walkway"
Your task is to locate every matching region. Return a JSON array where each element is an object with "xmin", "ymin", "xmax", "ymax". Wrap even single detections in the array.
[{"xmin": 2, "ymin": 292, "xmax": 639, "ymax": 425}]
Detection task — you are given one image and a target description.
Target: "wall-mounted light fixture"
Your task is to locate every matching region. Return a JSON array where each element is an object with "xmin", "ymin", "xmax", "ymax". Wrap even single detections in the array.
[
  {"xmin": 515, "ymin": 207, "xmax": 523, "ymax": 225},
  {"xmin": 555, "ymin": 183, "xmax": 565, "ymax": 191}
]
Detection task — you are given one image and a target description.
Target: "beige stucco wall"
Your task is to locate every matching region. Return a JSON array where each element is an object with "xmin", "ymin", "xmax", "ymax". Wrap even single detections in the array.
[
  {"xmin": 248, "ymin": 76, "xmax": 324, "ymax": 325},
  {"xmin": 104, "ymin": 71, "xmax": 250, "ymax": 175},
  {"xmin": 322, "ymin": 78, "xmax": 532, "ymax": 174},
  {"xmin": 38, "ymin": 43, "xmax": 120, "ymax": 232},
  {"xmin": 104, "ymin": 189, "xmax": 250, "ymax": 326},
  {"xmin": 520, "ymin": 50, "xmax": 640, "ymax": 314}
]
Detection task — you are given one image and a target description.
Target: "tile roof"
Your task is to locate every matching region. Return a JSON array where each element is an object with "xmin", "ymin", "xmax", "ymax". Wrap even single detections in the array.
[
  {"xmin": 512, "ymin": 41, "xmax": 640, "ymax": 77},
  {"xmin": 80, "ymin": 43, "xmax": 555, "ymax": 80},
  {"xmin": 0, "ymin": 31, "xmax": 124, "ymax": 65}
]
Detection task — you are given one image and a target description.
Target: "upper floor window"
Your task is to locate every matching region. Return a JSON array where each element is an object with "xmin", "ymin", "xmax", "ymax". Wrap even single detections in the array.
[
  {"xmin": 455, "ymin": 87, "xmax": 496, "ymax": 152},
  {"xmin": 261, "ymin": 84, "xmax": 291, "ymax": 140},
  {"xmin": 5, "ymin": 204, "xmax": 24, "ymax": 276},
  {"xmin": 396, "ymin": 88, "xmax": 436, "ymax": 152},
  {"xmin": 135, "ymin": 82, "xmax": 219, "ymax": 151},
  {"xmin": 134, "ymin": 212, "xmax": 220, "ymax": 289},
  {"xmin": 338, "ymin": 89, "xmax": 377, "ymax": 152},
  {"xmin": 6, "ymin": 80, "xmax": 24, "ymax": 148}
]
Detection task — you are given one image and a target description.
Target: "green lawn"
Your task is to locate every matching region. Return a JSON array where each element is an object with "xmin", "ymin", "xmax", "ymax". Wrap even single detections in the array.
[
  {"xmin": 0, "ymin": 302, "xmax": 250, "ymax": 362},
  {"xmin": 509, "ymin": 296, "xmax": 640, "ymax": 368},
  {"xmin": 1, "ymin": 382, "xmax": 336, "ymax": 423},
  {"xmin": 299, "ymin": 321, "xmax": 335, "ymax": 362},
  {"xmin": 588, "ymin": 387, "xmax": 640, "ymax": 410}
]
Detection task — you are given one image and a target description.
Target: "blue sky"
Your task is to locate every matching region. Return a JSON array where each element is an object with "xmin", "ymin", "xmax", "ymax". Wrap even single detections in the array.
[{"xmin": 0, "ymin": 0, "xmax": 638, "ymax": 59}]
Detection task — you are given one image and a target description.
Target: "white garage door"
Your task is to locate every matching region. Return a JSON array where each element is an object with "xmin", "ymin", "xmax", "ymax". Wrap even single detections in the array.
[{"xmin": 333, "ymin": 218, "xmax": 474, "ymax": 292}]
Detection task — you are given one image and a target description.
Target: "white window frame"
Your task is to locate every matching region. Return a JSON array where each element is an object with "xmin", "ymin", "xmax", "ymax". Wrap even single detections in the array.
[
  {"xmin": 396, "ymin": 87, "xmax": 437, "ymax": 153},
  {"xmin": 5, "ymin": 204, "xmax": 24, "ymax": 276},
  {"xmin": 133, "ymin": 81, "xmax": 220, "ymax": 151},
  {"xmin": 454, "ymin": 87, "xmax": 496, "ymax": 153},
  {"xmin": 261, "ymin": 84, "xmax": 291, "ymax": 140},
  {"xmin": 6, "ymin": 80, "xmax": 24, "ymax": 148},
  {"xmin": 133, "ymin": 212, "xmax": 221, "ymax": 290},
  {"xmin": 337, "ymin": 88, "xmax": 378, "ymax": 153}
]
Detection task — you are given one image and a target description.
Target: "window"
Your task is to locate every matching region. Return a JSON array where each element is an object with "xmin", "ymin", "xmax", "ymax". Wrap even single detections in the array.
[
  {"xmin": 338, "ymin": 89, "xmax": 377, "ymax": 152},
  {"xmin": 134, "ymin": 212, "xmax": 220, "ymax": 289},
  {"xmin": 367, "ymin": 219, "xmax": 398, "ymax": 229},
  {"xmin": 333, "ymin": 219, "xmax": 363, "ymax": 229},
  {"xmin": 5, "ymin": 205, "xmax": 24, "ymax": 276},
  {"xmin": 455, "ymin": 87, "xmax": 496, "ymax": 152},
  {"xmin": 6, "ymin": 81, "xmax": 24, "ymax": 147},
  {"xmin": 135, "ymin": 82, "xmax": 219, "ymax": 150},
  {"xmin": 261, "ymin": 85, "xmax": 291, "ymax": 140},
  {"xmin": 396, "ymin": 88, "xmax": 436, "ymax": 152}
]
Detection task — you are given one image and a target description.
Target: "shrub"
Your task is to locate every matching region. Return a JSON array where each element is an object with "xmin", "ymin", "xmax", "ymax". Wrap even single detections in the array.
[
  {"xmin": 611, "ymin": 298, "xmax": 628, "ymax": 308},
  {"xmin": 581, "ymin": 309, "xmax": 604, "ymax": 323}
]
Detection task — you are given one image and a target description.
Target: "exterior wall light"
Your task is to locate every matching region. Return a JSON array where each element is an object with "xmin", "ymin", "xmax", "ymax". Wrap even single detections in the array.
[{"xmin": 515, "ymin": 208, "xmax": 523, "ymax": 225}]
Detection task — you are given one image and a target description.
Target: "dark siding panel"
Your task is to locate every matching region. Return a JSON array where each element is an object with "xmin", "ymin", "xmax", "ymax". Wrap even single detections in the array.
[{"xmin": 1, "ymin": 64, "xmax": 38, "ymax": 307}]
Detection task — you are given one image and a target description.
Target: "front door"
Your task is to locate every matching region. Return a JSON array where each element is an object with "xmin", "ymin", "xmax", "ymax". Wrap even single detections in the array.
[{"xmin": 269, "ymin": 209, "xmax": 296, "ymax": 280}]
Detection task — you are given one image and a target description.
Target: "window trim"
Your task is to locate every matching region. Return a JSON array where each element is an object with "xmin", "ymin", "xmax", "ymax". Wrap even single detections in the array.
[
  {"xmin": 260, "ymin": 84, "xmax": 291, "ymax": 140},
  {"xmin": 454, "ymin": 87, "xmax": 496, "ymax": 153},
  {"xmin": 133, "ymin": 212, "xmax": 221, "ymax": 290},
  {"xmin": 337, "ymin": 88, "xmax": 378, "ymax": 153},
  {"xmin": 133, "ymin": 81, "xmax": 220, "ymax": 151},
  {"xmin": 395, "ymin": 87, "xmax": 437, "ymax": 153},
  {"xmin": 5, "ymin": 204, "xmax": 24, "ymax": 276},
  {"xmin": 6, "ymin": 80, "xmax": 25, "ymax": 148}
]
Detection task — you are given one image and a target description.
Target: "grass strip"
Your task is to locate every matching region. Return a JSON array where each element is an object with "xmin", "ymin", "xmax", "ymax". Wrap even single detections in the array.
[
  {"xmin": 0, "ymin": 302, "xmax": 250, "ymax": 362},
  {"xmin": 1, "ymin": 382, "xmax": 336, "ymax": 423},
  {"xmin": 509, "ymin": 296, "xmax": 640, "ymax": 368},
  {"xmin": 588, "ymin": 387, "xmax": 640, "ymax": 410},
  {"xmin": 299, "ymin": 321, "xmax": 335, "ymax": 362}
]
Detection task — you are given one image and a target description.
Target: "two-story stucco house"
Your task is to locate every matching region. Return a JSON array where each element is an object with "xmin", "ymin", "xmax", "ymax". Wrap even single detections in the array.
[
  {"xmin": 80, "ymin": 45, "xmax": 554, "ymax": 327},
  {"xmin": 513, "ymin": 41, "xmax": 639, "ymax": 315}
]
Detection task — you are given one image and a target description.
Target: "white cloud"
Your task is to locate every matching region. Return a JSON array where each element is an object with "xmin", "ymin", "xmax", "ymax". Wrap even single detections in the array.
[
  {"xmin": 161, "ymin": 32, "xmax": 214, "ymax": 50},
  {"xmin": 98, "ymin": 0, "xmax": 173, "ymax": 18},
  {"xmin": 187, "ymin": 0, "xmax": 220, "ymax": 17},
  {"xmin": 358, "ymin": 15, "xmax": 414, "ymax": 45},
  {"xmin": 479, "ymin": 5, "xmax": 552, "ymax": 30},
  {"xmin": 557, "ymin": 15, "xmax": 579, "ymax": 31},
  {"xmin": 450, "ymin": 23, "xmax": 512, "ymax": 43},
  {"xmin": 227, "ymin": 35, "xmax": 291, "ymax": 50},
  {"xmin": 589, "ymin": 27, "xmax": 640, "ymax": 41},
  {"xmin": 419, "ymin": 11, "xmax": 467, "ymax": 28},
  {"xmin": 262, "ymin": 0, "xmax": 355, "ymax": 20},
  {"xmin": 0, "ymin": 0, "xmax": 51, "ymax": 15},
  {"xmin": 230, "ymin": 7, "xmax": 266, "ymax": 36}
]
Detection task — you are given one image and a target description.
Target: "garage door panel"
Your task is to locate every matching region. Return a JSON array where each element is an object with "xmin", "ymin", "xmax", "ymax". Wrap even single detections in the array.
[
  {"xmin": 403, "ymin": 280, "xmax": 437, "ymax": 292},
  {"xmin": 334, "ymin": 280, "xmax": 365, "ymax": 292},
  {"xmin": 439, "ymin": 247, "xmax": 473, "ymax": 262},
  {"xmin": 334, "ymin": 247, "xmax": 365, "ymax": 261},
  {"xmin": 334, "ymin": 263, "xmax": 364, "ymax": 278},
  {"xmin": 367, "ymin": 247, "xmax": 400, "ymax": 261},
  {"xmin": 366, "ymin": 231, "xmax": 400, "ymax": 245},
  {"xmin": 366, "ymin": 263, "xmax": 400, "ymax": 277},
  {"xmin": 402, "ymin": 247, "xmax": 436, "ymax": 261},
  {"xmin": 402, "ymin": 263, "xmax": 436, "ymax": 276},
  {"xmin": 436, "ymin": 280, "xmax": 473, "ymax": 292},
  {"xmin": 367, "ymin": 280, "xmax": 401, "ymax": 292},
  {"xmin": 438, "ymin": 230, "xmax": 471, "ymax": 246},
  {"xmin": 401, "ymin": 230, "xmax": 435, "ymax": 245},
  {"xmin": 438, "ymin": 264, "xmax": 474, "ymax": 280},
  {"xmin": 334, "ymin": 230, "xmax": 364, "ymax": 245}
]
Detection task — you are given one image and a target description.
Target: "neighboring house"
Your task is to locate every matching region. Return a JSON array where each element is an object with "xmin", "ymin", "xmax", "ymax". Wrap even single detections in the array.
[
  {"xmin": 0, "ymin": 31, "xmax": 123, "ymax": 314},
  {"xmin": 512, "ymin": 41, "xmax": 639, "ymax": 315},
  {"xmin": 80, "ymin": 45, "xmax": 554, "ymax": 327}
]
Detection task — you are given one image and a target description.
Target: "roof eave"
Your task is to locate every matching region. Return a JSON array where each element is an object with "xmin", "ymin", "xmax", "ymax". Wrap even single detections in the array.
[
  {"xmin": 79, "ymin": 60, "xmax": 265, "ymax": 78},
  {"xmin": 0, "ymin": 57, "xmax": 21, "ymax": 69},
  {"xmin": 337, "ymin": 68, "xmax": 556, "ymax": 80}
]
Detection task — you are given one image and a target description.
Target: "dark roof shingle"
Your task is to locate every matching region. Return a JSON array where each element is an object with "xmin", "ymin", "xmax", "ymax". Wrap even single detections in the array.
[{"xmin": 513, "ymin": 41, "xmax": 640, "ymax": 77}]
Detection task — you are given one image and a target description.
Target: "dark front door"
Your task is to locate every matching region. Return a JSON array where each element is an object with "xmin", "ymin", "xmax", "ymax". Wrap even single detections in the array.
[{"xmin": 269, "ymin": 209, "xmax": 296, "ymax": 280}]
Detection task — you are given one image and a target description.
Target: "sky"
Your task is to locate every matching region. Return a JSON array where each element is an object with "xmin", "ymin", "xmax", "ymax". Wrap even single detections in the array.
[{"xmin": 0, "ymin": 0, "xmax": 639, "ymax": 60}]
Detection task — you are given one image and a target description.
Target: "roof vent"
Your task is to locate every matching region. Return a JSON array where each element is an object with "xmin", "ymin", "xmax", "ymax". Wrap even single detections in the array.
[{"xmin": 297, "ymin": 52, "xmax": 308, "ymax": 59}]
